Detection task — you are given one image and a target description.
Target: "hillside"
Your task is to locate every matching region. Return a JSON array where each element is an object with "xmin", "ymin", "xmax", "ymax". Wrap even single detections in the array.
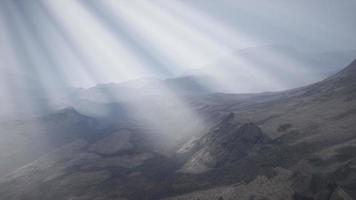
[{"xmin": 0, "ymin": 60, "xmax": 355, "ymax": 200}]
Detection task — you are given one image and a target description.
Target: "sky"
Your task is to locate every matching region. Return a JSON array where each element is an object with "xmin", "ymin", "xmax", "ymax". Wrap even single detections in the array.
[
  {"xmin": 186, "ymin": 0, "xmax": 356, "ymax": 52},
  {"xmin": 0, "ymin": 0, "xmax": 356, "ymax": 88}
]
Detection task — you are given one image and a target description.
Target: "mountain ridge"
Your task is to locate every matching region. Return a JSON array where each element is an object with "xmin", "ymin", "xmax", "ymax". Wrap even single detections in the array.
[{"xmin": 0, "ymin": 59, "xmax": 355, "ymax": 199}]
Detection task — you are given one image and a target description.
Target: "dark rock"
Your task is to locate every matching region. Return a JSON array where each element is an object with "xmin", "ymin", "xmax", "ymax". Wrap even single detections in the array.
[{"xmin": 181, "ymin": 121, "xmax": 270, "ymax": 173}]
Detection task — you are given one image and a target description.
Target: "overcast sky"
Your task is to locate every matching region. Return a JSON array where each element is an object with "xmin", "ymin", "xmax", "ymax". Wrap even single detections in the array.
[
  {"xmin": 1, "ymin": 0, "xmax": 355, "ymax": 88},
  {"xmin": 186, "ymin": 0, "xmax": 356, "ymax": 52}
]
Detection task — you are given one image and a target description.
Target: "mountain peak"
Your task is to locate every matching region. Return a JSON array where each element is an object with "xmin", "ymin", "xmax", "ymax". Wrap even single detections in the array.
[
  {"xmin": 57, "ymin": 107, "xmax": 77, "ymax": 113},
  {"xmin": 56, "ymin": 107, "xmax": 82, "ymax": 117},
  {"xmin": 345, "ymin": 59, "xmax": 356, "ymax": 72},
  {"xmin": 43, "ymin": 107, "xmax": 87, "ymax": 122}
]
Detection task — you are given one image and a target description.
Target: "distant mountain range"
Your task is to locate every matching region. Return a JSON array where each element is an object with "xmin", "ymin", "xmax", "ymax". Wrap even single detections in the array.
[
  {"xmin": 76, "ymin": 46, "xmax": 356, "ymax": 101},
  {"xmin": 1, "ymin": 45, "xmax": 355, "ymax": 119}
]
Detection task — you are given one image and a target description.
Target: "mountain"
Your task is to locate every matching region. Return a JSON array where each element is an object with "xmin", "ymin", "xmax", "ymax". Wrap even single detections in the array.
[
  {"xmin": 77, "ymin": 46, "xmax": 356, "ymax": 102},
  {"xmin": 0, "ymin": 60, "xmax": 355, "ymax": 200},
  {"xmin": 79, "ymin": 46, "xmax": 356, "ymax": 98},
  {"xmin": 0, "ymin": 127, "xmax": 180, "ymax": 200},
  {"xmin": 73, "ymin": 75, "xmax": 212, "ymax": 106},
  {"xmin": 166, "ymin": 59, "xmax": 356, "ymax": 199},
  {"xmin": 2, "ymin": 46, "xmax": 354, "ymax": 120}
]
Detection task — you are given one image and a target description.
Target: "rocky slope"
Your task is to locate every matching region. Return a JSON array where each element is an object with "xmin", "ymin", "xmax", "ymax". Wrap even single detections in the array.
[
  {"xmin": 0, "ymin": 127, "xmax": 181, "ymax": 200},
  {"xmin": 180, "ymin": 115, "xmax": 270, "ymax": 173},
  {"xmin": 164, "ymin": 60, "xmax": 356, "ymax": 199},
  {"xmin": 0, "ymin": 60, "xmax": 355, "ymax": 199},
  {"xmin": 0, "ymin": 107, "xmax": 107, "ymax": 176}
]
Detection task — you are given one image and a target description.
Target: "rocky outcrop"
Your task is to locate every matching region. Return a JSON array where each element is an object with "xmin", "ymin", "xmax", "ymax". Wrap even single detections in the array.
[{"xmin": 181, "ymin": 114, "xmax": 270, "ymax": 173}]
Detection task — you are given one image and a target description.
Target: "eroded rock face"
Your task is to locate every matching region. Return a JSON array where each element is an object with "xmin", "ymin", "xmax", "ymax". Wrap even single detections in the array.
[
  {"xmin": 89, "ymin": 129, "xmax": 133, "ymax": 155},
  {"xmin": 180, "ymin": 149, "xmax": 215, "ymax": 173},
  {"xmin": 180, "ymin": 117, "xmax": 270, "ymax": 173}
]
